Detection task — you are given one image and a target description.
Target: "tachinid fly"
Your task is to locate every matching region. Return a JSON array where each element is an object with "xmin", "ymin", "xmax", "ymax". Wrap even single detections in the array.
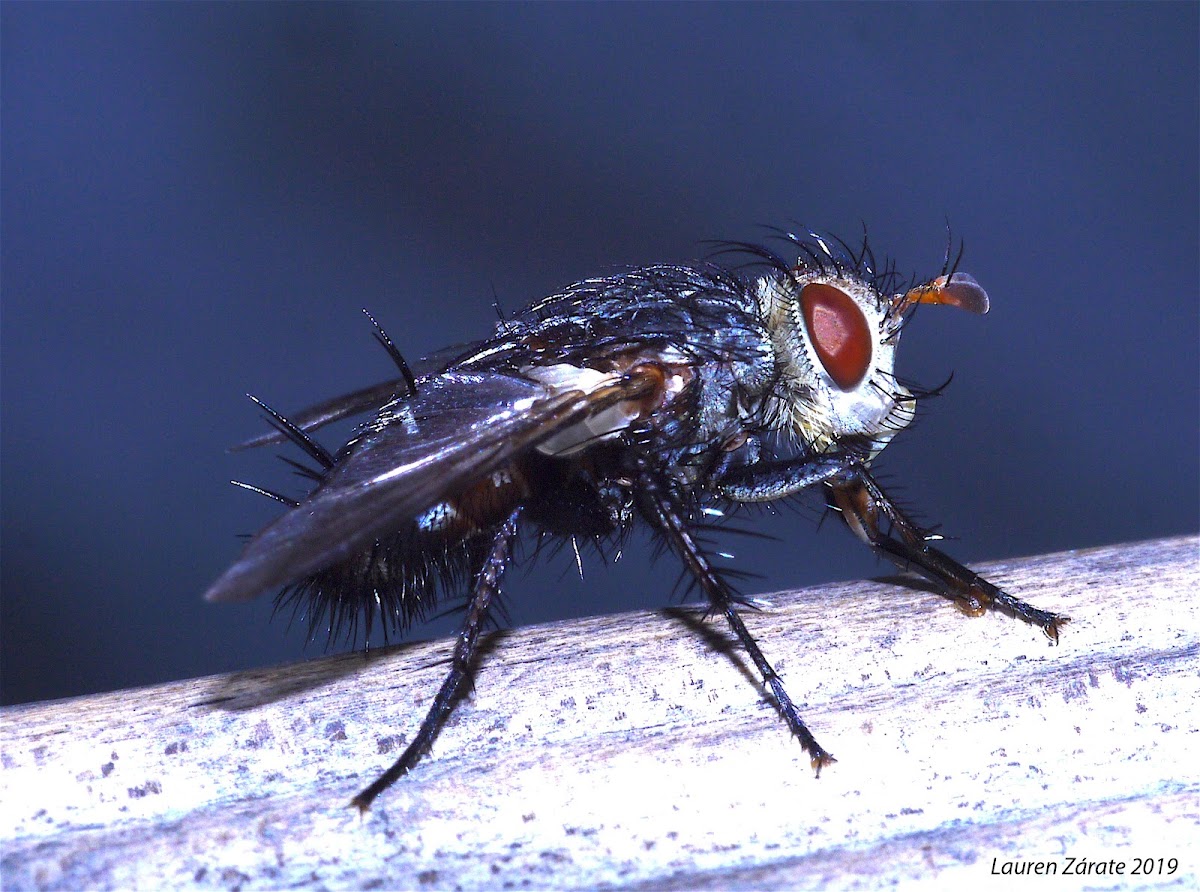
[{"xmin": 205, "ymin": 229, "xmax": 1067, "ymax": 811}]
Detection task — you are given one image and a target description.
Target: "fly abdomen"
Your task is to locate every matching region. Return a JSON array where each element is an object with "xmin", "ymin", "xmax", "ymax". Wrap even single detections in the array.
[
  {"xmin": 278, "ymin": 463, "xmax": 532, "ymax": 645},
  {"xmin": 415, "ymin": 464, "xmax": 532, "ymax": 537}
]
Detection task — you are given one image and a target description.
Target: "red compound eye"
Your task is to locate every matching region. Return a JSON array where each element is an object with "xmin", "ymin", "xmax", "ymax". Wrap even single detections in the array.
[{"xmin": 799, "ymin": 282, "xmax": 872, "ymax": 390}]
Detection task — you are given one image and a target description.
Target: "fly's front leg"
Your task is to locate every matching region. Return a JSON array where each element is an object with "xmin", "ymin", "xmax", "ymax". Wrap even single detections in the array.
[
  {"xmin": 715, "ymin": 453, "xmax": 860, "ymax": 502},
  {"xmin": 830, "ymin": 469, "xmax": 1068, "ymax": 642}
]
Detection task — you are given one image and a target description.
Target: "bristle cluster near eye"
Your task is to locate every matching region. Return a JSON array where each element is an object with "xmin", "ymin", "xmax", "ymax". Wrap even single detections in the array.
[{"xmin": 706, "ymin": 227, "xmax": 904, "ymax": 308}]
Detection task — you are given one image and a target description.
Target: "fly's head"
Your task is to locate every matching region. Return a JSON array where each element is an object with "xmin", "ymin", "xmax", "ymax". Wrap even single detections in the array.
[{"xmin": 755, "ymin": 237, "xmax": 989, "ymax": 456}]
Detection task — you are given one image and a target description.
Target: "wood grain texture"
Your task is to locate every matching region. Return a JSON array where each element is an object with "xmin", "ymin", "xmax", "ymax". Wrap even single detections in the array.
[{"xmin": 2, "ymin": 535, "xmax": 1197, "ymax": 890}]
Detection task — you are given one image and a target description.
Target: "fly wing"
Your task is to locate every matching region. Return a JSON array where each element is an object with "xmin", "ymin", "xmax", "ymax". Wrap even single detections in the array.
[{"xmin": 204, "ymin": 366, "xmax": 659, "ymax": 604}]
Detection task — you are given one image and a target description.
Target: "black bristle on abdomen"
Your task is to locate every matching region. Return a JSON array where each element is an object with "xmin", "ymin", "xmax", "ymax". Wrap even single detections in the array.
[{"xmin": 274, "ymin": 523, "xmax": 495, "ymax": 647}]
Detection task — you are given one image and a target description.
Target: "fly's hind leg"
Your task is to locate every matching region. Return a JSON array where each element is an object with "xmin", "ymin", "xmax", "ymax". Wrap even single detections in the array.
[
  {"xmin": 351, "ymin": 507, "xmax": 522, "ymax": 812},
  {"xmin": 639, "ymin": 475, "xmax": 835, "ymax": 773}
]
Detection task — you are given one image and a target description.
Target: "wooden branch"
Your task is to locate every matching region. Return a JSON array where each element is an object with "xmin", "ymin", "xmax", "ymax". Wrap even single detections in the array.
[{"xmin": 3, "ymin": 536, "xmax": 1197, "ymax": 890}]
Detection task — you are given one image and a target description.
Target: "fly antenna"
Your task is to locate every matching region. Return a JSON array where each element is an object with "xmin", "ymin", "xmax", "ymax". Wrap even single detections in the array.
[{"xmin": 940, "ymin": 220, "xmax": 965, "ymax": 279}]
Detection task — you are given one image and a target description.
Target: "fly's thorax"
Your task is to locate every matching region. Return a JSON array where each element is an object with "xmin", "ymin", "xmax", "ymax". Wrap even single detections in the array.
[{"xmin": 756, "ymin": 269, "xmax": 914, "ymax": 455}]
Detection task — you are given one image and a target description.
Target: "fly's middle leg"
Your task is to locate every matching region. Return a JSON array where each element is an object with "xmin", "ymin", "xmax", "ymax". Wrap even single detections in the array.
[{"xmin": 639, "ymin": 474, "xmax": 836, "ymax": 773}]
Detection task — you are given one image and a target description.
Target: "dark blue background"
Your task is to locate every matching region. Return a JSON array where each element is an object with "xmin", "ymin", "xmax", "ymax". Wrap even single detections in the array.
[{"xmin": 3, "ymin": 3, "xmax": 1196, "ymax": 705}]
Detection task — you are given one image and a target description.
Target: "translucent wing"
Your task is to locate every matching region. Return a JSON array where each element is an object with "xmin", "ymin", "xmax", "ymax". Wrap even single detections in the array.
[{"xmin": 204, "ymin": 366, "xmax": 659, "ymax": 604}]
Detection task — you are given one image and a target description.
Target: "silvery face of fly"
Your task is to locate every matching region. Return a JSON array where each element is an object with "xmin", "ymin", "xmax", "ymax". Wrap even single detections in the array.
[
  {"xmin": 754, "ymin": 236, "xmax": 989, "ymax": 457},
  {"xmin": 206, "ymin": 229, "xmax": 1065, "ymax": 811}
]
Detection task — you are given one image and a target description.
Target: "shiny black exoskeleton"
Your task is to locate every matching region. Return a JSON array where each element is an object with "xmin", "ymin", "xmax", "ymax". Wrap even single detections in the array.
[{"xmin": 206, "ymin": 231, "xmax": 1066, "ymax": 810}]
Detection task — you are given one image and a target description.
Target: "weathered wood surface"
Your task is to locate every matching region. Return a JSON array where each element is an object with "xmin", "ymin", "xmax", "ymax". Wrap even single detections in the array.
[{"xmin": 2, "ymin": 536, "xmax": 1197, "ymax": 890}]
